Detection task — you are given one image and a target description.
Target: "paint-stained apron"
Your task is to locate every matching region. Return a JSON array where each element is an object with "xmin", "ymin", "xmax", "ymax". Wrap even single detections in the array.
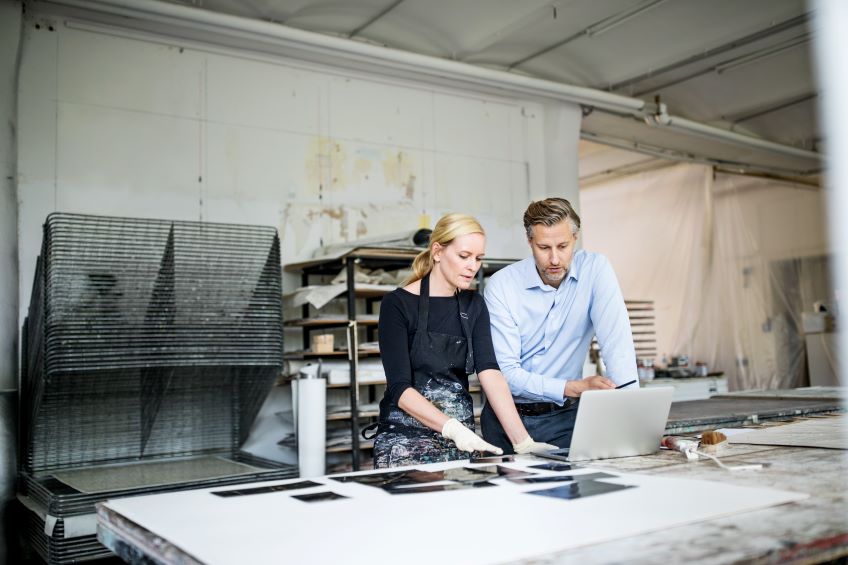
[{"xmin": 370, "ymin": 274, "xmax": 475, "ymax": 469}]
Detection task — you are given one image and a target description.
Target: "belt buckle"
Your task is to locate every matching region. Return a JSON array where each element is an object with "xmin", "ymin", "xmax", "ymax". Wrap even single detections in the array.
[{"xmin": 518, "ymin": 403, "xmax": 536, "ymax": 416}]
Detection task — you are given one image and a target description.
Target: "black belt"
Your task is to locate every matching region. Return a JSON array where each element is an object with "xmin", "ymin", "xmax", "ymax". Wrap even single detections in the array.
[{"xmin": 515, "ymin": 398, "xmax": 577, "ymax": 417}]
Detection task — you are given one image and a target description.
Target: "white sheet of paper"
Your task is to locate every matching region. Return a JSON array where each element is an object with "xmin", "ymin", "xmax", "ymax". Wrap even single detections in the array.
[
  {"xmin": 100, "ymin": 462, "xmax": 807, "ymax": 565},
  {"xmin": 715, "ymin": 428, "xmax": 758, "ymax": 437},
  {"xmin": 728, "ymin": 415, "xmax": 848, "ymax": 449}
]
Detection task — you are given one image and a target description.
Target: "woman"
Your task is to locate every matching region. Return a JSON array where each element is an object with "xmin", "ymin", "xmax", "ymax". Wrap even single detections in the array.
[{"xmin": 369, "ymin": 213, "xmax": 556, "ymax": 468}]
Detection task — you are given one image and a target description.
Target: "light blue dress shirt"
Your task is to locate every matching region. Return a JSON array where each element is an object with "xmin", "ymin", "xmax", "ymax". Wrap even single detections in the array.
[{"xmin": 484, "ymin": 250, "xmax": 638, "ymax": 404}]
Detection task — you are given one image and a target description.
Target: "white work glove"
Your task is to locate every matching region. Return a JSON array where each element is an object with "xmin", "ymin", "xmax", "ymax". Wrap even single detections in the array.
[
  {"xmin": 512, "ymin": 435, "xmax": 558, "ymax": 455},
  {"xmin": 441, "ymin": 418, "xmax": 503, "ymax": 455}
]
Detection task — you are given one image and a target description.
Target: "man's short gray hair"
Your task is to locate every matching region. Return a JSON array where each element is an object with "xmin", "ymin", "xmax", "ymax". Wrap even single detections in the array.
[{"xmin": 523, "ymin": 198, "xmax": 581, "ymax": 239}]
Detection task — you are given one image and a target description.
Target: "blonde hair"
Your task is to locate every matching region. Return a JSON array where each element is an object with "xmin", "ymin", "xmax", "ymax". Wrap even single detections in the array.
[{"xmin": 404, "ymin": 213, "xmax": 485, "ymax": 285}]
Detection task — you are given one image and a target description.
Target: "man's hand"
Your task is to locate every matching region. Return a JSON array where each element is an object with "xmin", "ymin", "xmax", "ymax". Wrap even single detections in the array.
[{"xmin": 564, "ymin": 375, "xmax": 616, "ymax": 398}]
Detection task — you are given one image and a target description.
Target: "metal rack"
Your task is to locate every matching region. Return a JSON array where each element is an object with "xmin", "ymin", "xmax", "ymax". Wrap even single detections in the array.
[
  {"xmin": 285, "ymin": 247, "xmax": 418, "ymax": 471},
  {"xmin": 284, "ymin": 249, "xmax": 516, "ymax": 471},
  {"xmin": 18, "ymin": 213, "xmax": 297, "ymax": 564}
]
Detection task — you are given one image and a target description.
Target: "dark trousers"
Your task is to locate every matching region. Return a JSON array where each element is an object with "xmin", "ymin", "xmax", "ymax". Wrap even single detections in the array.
[{"xmin": 481, "ymin": 400, "xmax": 579, "ymax": 454}]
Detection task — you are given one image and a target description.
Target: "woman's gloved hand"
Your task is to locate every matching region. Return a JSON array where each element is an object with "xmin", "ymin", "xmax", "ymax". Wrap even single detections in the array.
[
  {"xmin": 512, "ymin": 435, "xmax": 558, "ymax": 455},
  {"xmin": 441, "ymin": 418, "xmax": 503, "ymax": 454}
]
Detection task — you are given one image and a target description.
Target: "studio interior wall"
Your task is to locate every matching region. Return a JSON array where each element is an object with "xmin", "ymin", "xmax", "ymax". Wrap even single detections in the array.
[
  {"xmin": 581, "ymin": 163, "xmax": 831, "ymax": 391},
  {"xmin": 16, "ymin": 14, "xmax": 582, "ymax": 328}
]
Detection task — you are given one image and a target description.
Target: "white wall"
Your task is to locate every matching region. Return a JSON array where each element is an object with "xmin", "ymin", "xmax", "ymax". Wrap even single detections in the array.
[{"xmin": 16, "ymin": 15, "xmax": 581, "ymax": 326}]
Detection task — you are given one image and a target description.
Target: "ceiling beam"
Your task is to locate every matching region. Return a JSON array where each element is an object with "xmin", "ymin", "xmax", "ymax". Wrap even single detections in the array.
[
  {"xmin": 347, "ymin": 0, "xmax": 404, "ymax": 39},
  {"xmin": 456, "ymin": 2, "xmax": 560, "ymax": 61},
  {"xmin": 714, "ymin": 32, "xmax": 811, "ymax": 73},
  {"xmin": 631, "ymin": 32, "xmax": 812, "ymax": 97},
  {"xmin": 605, "ymin": 13, "xmax": 810, "ymax": 93},
  {"xmin": 507, "ymin": 0, "xmax": 669, "ymax": 70},
  {"xmin": 725, "ymin": 92, "xmax": 818, "ymax": 124},
  {"xmin": 581, "ymin": 130, "xmax": 821, "ymax": 176}
]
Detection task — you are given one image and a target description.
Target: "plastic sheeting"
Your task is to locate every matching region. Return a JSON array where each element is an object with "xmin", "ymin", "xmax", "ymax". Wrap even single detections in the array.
[{"xmin": 581, "ymin": 163, "xmax": 833, "ymax": 390}]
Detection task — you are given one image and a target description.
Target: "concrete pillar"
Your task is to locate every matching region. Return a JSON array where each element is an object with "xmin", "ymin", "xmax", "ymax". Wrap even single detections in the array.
[
  {"xmin": 541, "ymin": 102, "xmax": 582, "ymax": 210},
  {"xmin": 0, "ymin": 1, "xmax": 23, "ymax": 562}
]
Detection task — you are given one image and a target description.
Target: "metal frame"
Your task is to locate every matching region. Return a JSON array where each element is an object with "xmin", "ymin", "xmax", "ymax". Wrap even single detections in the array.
[{"xmin": 291, "ymin": 248, "xmax": 418, "ymax": 471}]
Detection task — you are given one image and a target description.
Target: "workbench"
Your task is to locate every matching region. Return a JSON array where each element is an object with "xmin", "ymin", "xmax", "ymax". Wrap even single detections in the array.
[
  {"xmin": 98, "ymin": 416, "xmax": 848, "ymax": 564},
  {"xmin": 545, "ymin": 429, "xmax": 848, "ymax": 563}
]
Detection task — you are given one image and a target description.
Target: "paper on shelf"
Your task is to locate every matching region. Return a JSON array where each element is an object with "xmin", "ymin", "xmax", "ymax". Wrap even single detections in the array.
[
  {"xmin": 285, "ymin": 284, "xmax": 347, "ymax": 310},
  {"xmin": 328, "ymin": 359, "xmax": 386, "ymax": 385}
]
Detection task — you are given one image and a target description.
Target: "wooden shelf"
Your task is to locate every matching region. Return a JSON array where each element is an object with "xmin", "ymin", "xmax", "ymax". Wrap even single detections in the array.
[
  {"xmin": 326, "ymin": 441, "xmax": 374, "ymax": 454},
  {"xmin": 284, "ymin": 247, "xmax": 420, "ymax": 273},
  {"xmin": 284, "ymin": 284, "xmax": 396, "ymax": 301},
  {"xmin": 284, "ymin": 349, "xmax": 380, "ymax": 360},
  {"xmin": 327, "ymin": 380, "xmax": 386, "ymax": 389},
  {"xmin": 324, "ymin": 381, "xmax": 482, "ymax": 392},
  {"xmin": 327, "ymin": 410, "xmax": 379, "ymax": 421},
  {"xmin": 284, "ymin": 317, "xmax": 379, "ymax": 328}
]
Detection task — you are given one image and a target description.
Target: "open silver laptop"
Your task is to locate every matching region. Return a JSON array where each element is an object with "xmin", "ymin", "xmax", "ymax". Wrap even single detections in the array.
[{"xmin": 538, "ymin": 387, "xmax": 674, "ymax": 462}]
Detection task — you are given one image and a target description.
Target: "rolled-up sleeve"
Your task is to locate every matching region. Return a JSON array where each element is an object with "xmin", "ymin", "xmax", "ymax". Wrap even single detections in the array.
[{"xmin": 590, "ymin": 256, "xmax": 638, "ymax": 386}]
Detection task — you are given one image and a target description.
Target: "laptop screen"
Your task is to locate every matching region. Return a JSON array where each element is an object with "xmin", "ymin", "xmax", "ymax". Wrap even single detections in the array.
[{"xmin": 539, "ymin": 387, "xmax": 674, "ymax": 462}]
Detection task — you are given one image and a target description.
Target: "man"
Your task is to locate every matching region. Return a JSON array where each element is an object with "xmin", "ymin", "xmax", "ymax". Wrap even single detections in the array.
[{"xmin": 481, "ymin": 197, "xmax": 637, "ymax": 453}]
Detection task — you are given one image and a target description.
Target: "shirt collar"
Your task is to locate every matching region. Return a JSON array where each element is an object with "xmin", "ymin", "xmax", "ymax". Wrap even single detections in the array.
[
  {"xmin": 522, "ymin": 250, "xmax": 584, "ymax": 290},
  {"xmin": 567, "ymin": 249, "xmax": 584, "ymax": 282}
]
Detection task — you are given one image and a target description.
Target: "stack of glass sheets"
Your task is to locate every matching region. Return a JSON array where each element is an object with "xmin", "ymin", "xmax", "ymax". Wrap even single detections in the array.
[{"xmin": 18, "ymin": 213, "xmax": 296, "ymax": 564}]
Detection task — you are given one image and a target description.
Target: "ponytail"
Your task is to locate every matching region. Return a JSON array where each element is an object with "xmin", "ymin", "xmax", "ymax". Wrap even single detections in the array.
[{"xmin": 403, "ymin": 248, "xmax": 433, "ymax": 286}]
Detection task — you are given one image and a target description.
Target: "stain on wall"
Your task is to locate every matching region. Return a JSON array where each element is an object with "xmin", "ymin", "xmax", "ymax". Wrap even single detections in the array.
[
  {"xmin": 298, "ymin": 139, "xmax": 424, "ymax": 250},
  {"xmin": 305, "ymin": 137, "xmax": 350, "ymax": 194},
  {"xmin": 382, "ymin": 150, "xmax": 415, "ymax": 200}
]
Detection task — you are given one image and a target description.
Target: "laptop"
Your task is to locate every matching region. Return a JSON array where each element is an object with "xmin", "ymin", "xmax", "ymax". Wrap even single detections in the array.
[{"xmin": 537, "ymin": 387, "xmax": 674, "ymax": 462}]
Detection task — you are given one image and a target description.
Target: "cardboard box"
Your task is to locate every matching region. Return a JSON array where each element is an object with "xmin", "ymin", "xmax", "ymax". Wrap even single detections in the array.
[{"xmin": 311, "ymin": 334, "xmax": 334, "ymax": 353}]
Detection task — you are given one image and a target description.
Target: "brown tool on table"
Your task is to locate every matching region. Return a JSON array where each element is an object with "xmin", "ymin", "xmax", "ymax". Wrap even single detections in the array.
[
  {"xmin": 663, "ymin": 430, "xmax": 762, "ymax": 471},
  {"xmin": 699, "ymin": 430, "xmax": 727, "ymax": 453}
]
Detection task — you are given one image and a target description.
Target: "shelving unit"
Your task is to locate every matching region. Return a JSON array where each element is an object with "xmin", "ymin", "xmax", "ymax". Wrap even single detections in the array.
[
  {"xmin": 284, "ymin": 249, "xmax": 514, "ymax": 472},
  {"xmin": 627, "ymin": 299, "xmax": 658, "ymax": 359},
  {"xmin": 586, "ymin": 299, "xmax": 660, "ymax": 377},
  {"xmin": 284, "ymin": 247, "xmax": 420, "ymax": 471}
]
